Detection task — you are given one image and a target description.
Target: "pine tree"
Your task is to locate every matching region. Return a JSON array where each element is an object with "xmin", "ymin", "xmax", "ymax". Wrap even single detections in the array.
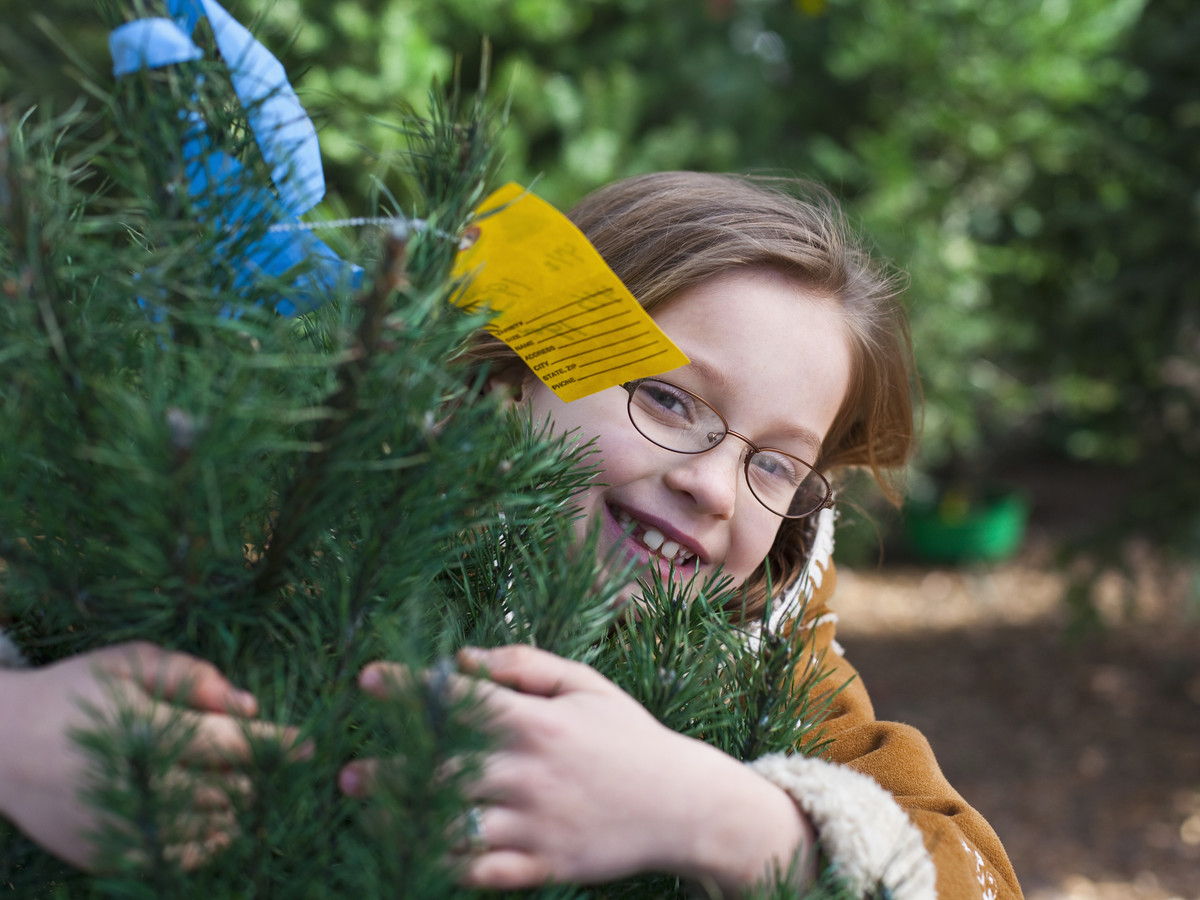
[{"xmin": 0, "ymin": 6, "xmax": 849, "ymax": 898}]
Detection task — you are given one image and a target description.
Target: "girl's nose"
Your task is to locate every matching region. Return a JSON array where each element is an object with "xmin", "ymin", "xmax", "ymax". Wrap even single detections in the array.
[{"xmin": 661, "ymin": 443, "xmax": 743, "ymax": 519}]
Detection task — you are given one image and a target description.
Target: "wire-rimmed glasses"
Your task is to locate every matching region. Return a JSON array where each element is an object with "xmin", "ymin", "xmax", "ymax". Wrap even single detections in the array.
[{"xmin": 621, "ymin": 378, "xmax": 833, "ymax": 519}]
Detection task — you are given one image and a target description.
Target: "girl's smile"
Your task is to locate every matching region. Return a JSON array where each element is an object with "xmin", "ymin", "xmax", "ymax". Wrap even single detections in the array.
[
  {"xmin": 518, "ymin": 267, "xmax": 853, "ymax": 607},
  {"xmin": 603, "ymin": 500, "xmax": 704, "ymax": 577}
]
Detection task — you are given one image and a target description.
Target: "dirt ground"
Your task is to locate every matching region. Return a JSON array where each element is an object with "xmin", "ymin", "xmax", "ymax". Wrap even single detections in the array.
[{"xmin": 833, "ymin": 538, "xmax": 1200, "ymax": 900}]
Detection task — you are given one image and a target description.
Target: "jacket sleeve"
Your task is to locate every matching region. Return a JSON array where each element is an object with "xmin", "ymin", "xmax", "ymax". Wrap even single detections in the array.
[{"xmin": 752, "ymin": 558, "xmax": 1022, "ymax": 900}]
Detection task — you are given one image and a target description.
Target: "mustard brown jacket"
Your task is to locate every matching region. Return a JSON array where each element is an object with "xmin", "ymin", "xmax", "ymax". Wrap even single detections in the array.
[{"xmin": 748, "ymin": 509, "xmax": 1022, "ymax": 899}]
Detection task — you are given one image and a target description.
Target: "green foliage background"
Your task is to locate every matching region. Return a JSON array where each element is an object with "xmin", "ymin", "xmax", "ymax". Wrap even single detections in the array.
[{"xmin": 3, "ymin": 0, "xmax": 1198, "ymax": 553}]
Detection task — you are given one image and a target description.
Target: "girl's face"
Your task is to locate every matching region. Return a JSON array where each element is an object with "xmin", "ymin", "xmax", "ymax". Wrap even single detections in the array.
[{"xmin": 519, "ymin": 268, "xmax": 853, "ymax": 608}]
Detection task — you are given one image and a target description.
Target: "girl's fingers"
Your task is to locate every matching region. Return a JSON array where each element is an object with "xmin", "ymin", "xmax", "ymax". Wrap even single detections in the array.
[
  {"xmin": 338, "ymin": 759, "xmax": 379, "ymax": 798},
  {"xmin": 459, "ymin": 749, "xmax": 528, "ymax": 807},
  {"xmin": 167, "ymin": 809, "xmax": 237, "ymax": 844},
  {"xmin": 194, "ymin": 775, "xmax": 253, "ymax": 812},
  {"xmin": 114, "ymin": 824, "xmax": 236, "ymax": 874},
  {"xmin": 183, "ymin": 715, "xmax": 311, "ymax": 768},
  {"xmin": 445, "ymin": 804, "xmax": 552, "ymax": 886},
  {"xmin": 189, "ymin": 783, "xmax": 238, "ymax": 812},
  {"xmin": 101, "ymin": 642, "xmax": 258, "ymax": 717},
  {"xmin": 459, "ymin": 848, "xmax": 552, "ymax": 890},
  {"xmin": 357, "ymin": 661, "xmax": 414, "ymax": 697},
  {"xmin": 160, "ymin": 770, "xmax": 253, "ymax": 811},
  {"xmin": 139, "ymin": 702, "xmax": 310, "ymax": 767},
  {"xmin": 360, "ymin": 648, "xmax": 606, "ymax": 704},
  {"xmin": 356, "ymin": 661, "xmax": 538, "ymax": 749},
  {"xmin": 165, "ymin": 829, "xmax": 236, "ymax": 872},
  {"xmin": 456, "ymin": 645, "xmax": 609, "ymax": 698},
  {"xmin": 340, "ymin": 751, "xmax": 494, "ymax": 800},
  {"xmin": 358, "ymin": 661, "xmax": 506, "ymax": 707}
]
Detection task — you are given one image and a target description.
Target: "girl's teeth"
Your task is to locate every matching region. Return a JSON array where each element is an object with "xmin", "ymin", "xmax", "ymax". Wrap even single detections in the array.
[
  {"xmin": 641, "ymin": 528, "xmax": 665, "ymax": 551},
  {"xmin": 614, "ymin": 508, "xmax": 696, "ymax": 563}
]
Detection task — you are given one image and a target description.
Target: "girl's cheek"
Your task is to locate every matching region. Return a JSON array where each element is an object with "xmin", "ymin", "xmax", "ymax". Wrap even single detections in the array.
[{"xmin": 730, "ymin": 515, "xmax": 784, "ymax": 582}]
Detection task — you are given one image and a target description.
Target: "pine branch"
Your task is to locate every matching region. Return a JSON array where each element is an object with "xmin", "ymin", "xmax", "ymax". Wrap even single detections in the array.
[
  {"xmin": 0, "ymin": 109, "xmax": 113, "ymax": 636},
  {"xmin": 0, "ymin": 110, "xmax": 93, "ymax": 407},
  {"xmin": 1, "ymin": 17, "xmax": 855, "ymax": 897},
  {"xmin": 250, "ymin": 230, "xmax": 409, "ymax": 599},
  {"xmin": 1, "ymin": 122, "xmax": 72, "ymax": 392}
]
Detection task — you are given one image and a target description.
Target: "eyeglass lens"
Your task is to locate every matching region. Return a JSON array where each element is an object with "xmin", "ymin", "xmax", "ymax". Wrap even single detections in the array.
[{"xmin": 626, "ymin": 379, "xmax": 829, "ymax": 518}]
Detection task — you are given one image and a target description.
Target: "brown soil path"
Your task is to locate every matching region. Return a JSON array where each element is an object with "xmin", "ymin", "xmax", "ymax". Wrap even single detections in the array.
[{"xmin": 833, "ymin": 550, "xmax": 1200, "ymax": 900}]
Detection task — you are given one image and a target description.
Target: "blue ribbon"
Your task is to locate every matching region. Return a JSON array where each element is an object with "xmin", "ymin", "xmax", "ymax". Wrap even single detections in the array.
[{"xmin": 110, "ymin": 0, "xmax": 362, "ymax": 316}]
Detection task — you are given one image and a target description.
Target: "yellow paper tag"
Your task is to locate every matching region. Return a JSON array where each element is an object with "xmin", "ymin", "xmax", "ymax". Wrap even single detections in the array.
[{"xmin": 452, "ymin": 183, "xmax": 689, "ymax": 402}]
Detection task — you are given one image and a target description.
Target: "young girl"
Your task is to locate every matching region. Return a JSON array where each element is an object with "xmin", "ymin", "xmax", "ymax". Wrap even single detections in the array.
[
  {"xmin": 0, "ymin": 172, "xmax": 1022, "ymax": 898},
  {"xmin": 339, "ymin": 171, "xmax": 1023, "ymax": 898}
]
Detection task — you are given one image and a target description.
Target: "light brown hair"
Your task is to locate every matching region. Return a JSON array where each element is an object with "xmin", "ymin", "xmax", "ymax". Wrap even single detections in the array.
[{"xmin": 467, "ymin": 171, "xmax": 916, "ymax": 613}]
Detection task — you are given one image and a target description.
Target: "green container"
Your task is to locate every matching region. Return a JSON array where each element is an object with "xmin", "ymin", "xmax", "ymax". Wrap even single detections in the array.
[{"xmin": 904, "ymin": 491, "xmax": 1029, "ymax": 563}]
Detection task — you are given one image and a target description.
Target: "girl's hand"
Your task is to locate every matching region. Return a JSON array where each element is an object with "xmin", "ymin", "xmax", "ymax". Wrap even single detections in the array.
[
  {"xmin": 342, "ymin": 645, "xmax": 815, "ymax": 895},
  {"xmin": 0, "ymin": 642, "xmax": 308, "ymax": 872}
]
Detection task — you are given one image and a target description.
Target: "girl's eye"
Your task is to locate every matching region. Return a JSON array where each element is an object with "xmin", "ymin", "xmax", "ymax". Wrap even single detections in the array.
[
  {"xmin": 748, "ymin": 450, "xmax": 802, "ymax": 485},
  {"xmin": 638, "ymin": 382, "xmax": 698, "ymax": 422}
]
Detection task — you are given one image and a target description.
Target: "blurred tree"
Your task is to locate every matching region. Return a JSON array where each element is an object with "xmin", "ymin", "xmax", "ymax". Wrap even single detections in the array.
[
  {"xmin": 990, "ymin": 0, "xmax": 1200, "ymax": 556},
  {"xmin": 816, "ymin": 0, "xmax": 1150, "ymax": 471},
  {"xmin": 4, "ymin": 0, "xmax": 1196, "ymax": 559}
]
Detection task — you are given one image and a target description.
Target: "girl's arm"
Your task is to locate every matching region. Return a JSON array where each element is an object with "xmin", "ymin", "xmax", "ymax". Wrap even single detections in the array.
[
  {"xmin": 337, "ymin": 522, "xmax": 1018, "ymax": 898},
  {"xmin": 344, "ymin": 645, "xmax": 819, "ymax": 896},
  {"xmin": 343, "ymin": 625, "xmax": 1015, "ymax": 899},
  {"xmin": 0, "ymin": 642, "xmax": 307, "ymax": 871}
]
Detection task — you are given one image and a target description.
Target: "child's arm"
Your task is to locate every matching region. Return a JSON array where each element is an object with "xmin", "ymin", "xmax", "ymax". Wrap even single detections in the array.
[
  {"xmin": 0, "ymin": 642, "xmax": 306, "ymax": 871},
  {"xmin": 345, "ymin": 646, "xmax": 820, "ymax": 896},
  {"xmin": 344, "ymin": 611, "xmax": 1020, "ymax": 899}
]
